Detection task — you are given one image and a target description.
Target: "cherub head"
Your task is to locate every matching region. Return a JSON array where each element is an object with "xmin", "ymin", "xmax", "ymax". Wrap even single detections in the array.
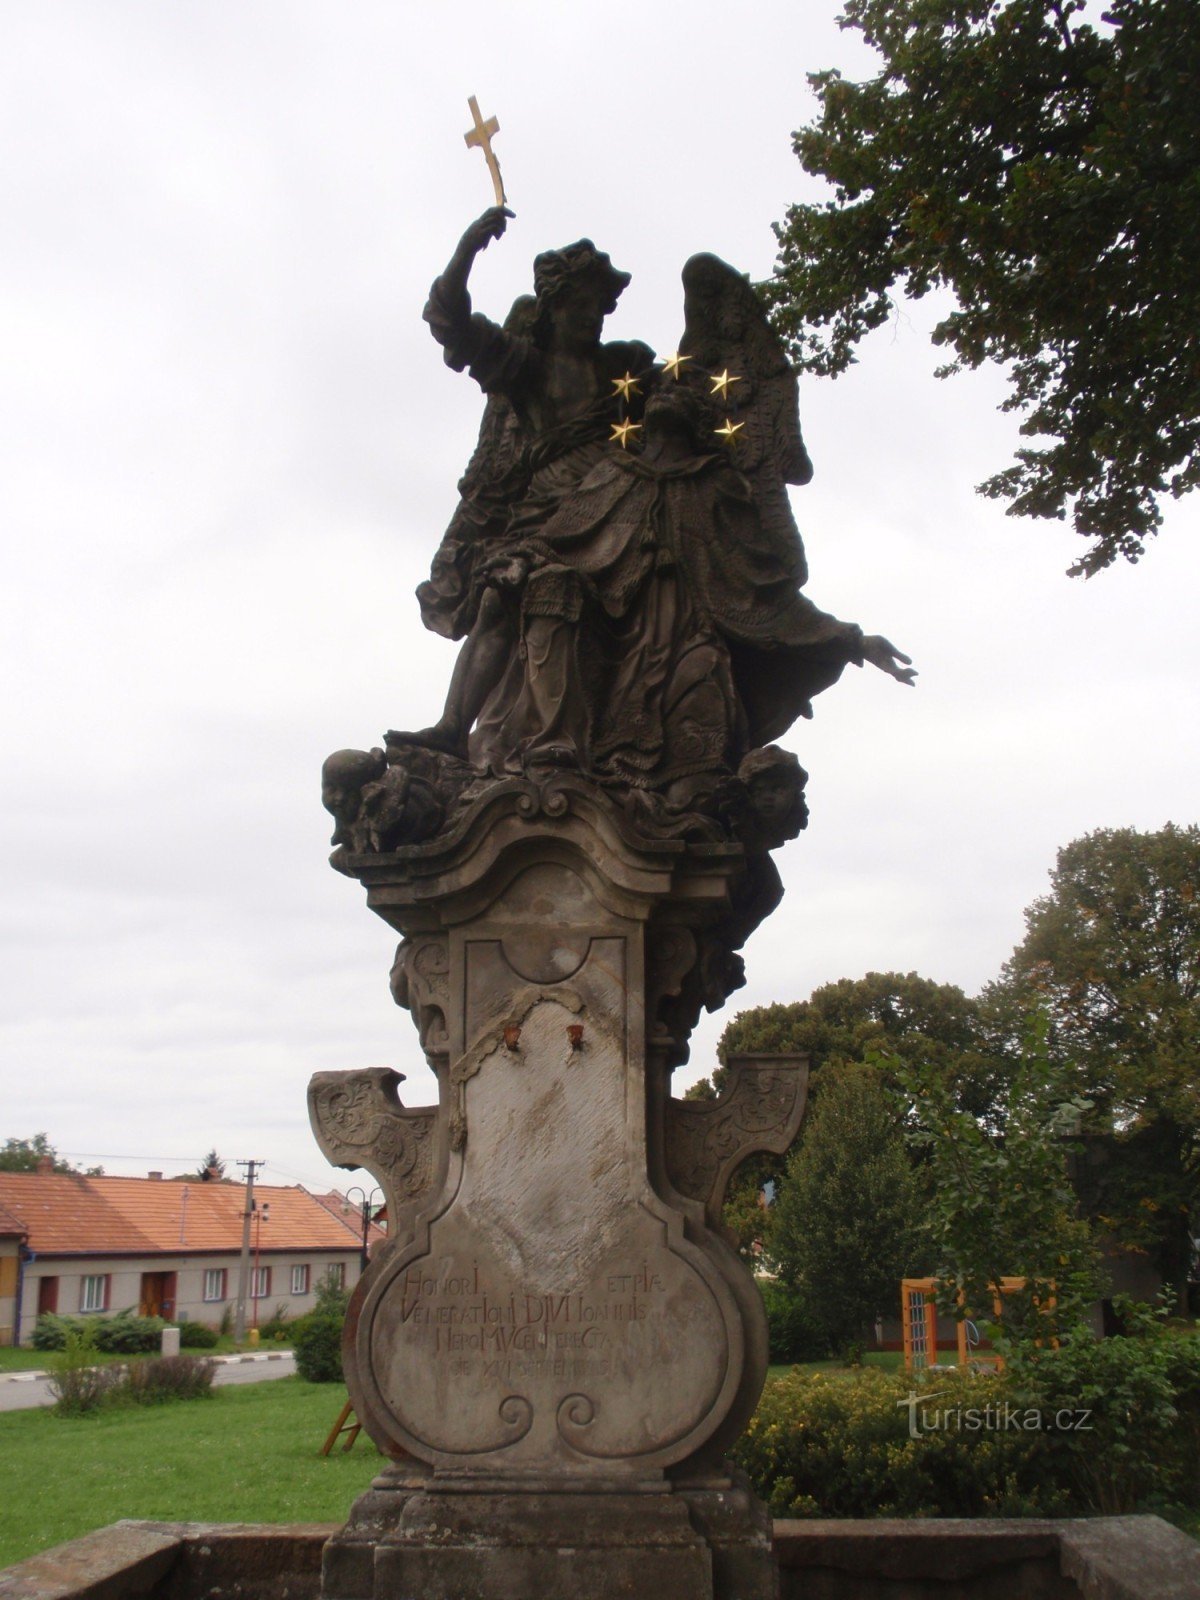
[
  {"xmin": 737, "ymin": 745, "xmax": 809, "ymax": 850},
  {"xmin": 321, "ymin": 747, "xmax": 387, "ymax": 847}
]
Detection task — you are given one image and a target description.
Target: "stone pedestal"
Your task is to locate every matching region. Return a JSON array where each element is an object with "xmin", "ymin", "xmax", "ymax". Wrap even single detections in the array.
[{"xmin": 310, "ymin": 775, "xmax": 807, "ymax": 1600}]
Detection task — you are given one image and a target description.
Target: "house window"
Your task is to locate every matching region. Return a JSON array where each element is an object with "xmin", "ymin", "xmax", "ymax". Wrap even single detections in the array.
[
  {"xmin": 290, "ymin": 1264, "xmax": 310, "ymax": 1296},
  {"xmin": 203, "ymin": 1268, "xmax": 227, "ymax": 1302},
  {"xmin": 80, "ymin": 1275, "xmax": 109, "ymax": 1313},
  {"xmin": 325, "ymin": 1263, "xmax": 346, "ymax": 1290},
  {"xmin": 250, "ymin": 1266, "xmax": 271, "ymax": 1300}
]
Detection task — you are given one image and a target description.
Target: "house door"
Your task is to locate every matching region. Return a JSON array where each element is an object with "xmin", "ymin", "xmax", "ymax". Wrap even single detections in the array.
[
  {"xmin": 37, "ymin": 1276, "xmax": 58, "ymax": 1315},
  {"xmin": 139, "ymin": 1272, "xmax": 176, "ymax": 1319}
]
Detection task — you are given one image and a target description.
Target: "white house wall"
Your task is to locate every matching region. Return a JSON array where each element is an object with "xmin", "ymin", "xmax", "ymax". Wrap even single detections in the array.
[{"xmin": 16, "ymin": 1251, "xmax": 362, "ymax": 1345}]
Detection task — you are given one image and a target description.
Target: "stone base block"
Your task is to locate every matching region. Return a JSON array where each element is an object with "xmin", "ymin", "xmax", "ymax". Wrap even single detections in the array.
[
  {"xmin": 320, "ymin": 1470, "xmax": 780, "ymax": 1600},
  {"xmin": 320, "ymin": 1467, "xmax": 430, "ymax": 1600},
  {"xmin": 373, "ymin": 1483, "xmax": 712, "ymax": 1600},
  {"xmin": 675, "ymin": 1471, "xmax": 780, "ymax": 1600}
]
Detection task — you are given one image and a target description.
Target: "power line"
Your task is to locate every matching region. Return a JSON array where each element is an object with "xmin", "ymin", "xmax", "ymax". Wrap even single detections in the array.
[{"xmin": 56, "ymin": 1150, "xmax": 203, "ymax": 1162}]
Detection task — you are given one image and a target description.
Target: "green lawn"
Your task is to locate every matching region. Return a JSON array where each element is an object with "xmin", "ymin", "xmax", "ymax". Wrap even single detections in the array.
[
  {"xmin": 0, "ymin": 1379, "xmax": 379, "ymax": 1568},
  {"xmin": 0, "ymin": 1348, "xmax": 58, "ymax": 1373}
]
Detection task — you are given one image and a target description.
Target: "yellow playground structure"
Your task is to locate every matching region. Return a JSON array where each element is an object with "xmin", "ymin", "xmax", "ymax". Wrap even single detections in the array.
[{"xmin": 901, "ymin": 1277, "xmax": 1031, "ymax": 1371}]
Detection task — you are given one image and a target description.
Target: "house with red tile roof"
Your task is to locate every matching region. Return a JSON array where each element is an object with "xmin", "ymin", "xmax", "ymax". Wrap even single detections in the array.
[{"xmin": 0, "ymin": 1166, "xmax": 382, "ymax": 1346}]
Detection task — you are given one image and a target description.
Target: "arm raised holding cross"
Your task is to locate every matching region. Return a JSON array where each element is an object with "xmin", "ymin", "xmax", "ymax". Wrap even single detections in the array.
[{"xmin": 438, "ymin": 205, "xmax": 515, "ymax": 310}]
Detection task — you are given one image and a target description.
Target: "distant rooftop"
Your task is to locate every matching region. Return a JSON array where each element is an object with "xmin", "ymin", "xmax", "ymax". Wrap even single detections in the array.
[{"xmin": 0, "ymin": 1171, "xmax": 372, "ymax": 1258}]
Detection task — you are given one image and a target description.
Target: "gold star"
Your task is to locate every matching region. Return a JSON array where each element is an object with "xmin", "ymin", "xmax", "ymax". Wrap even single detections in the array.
[
  {"xmin": 709, "ymin": 369, "xmax": 744, "ymax": 400},
  {"xmin": 610, "ymin": 419, "xmax": 643, "ymax": 449},
  {"xmin": 611, "ymin": 372, "xmax": 642, "ymax": 402},
  {"xmin": 661, "ymin": 352, "xmax": 693, "ymax": 381},
  {"xmin": 714, "ymin": 418, "xmax": 745, "ymax": 445}
]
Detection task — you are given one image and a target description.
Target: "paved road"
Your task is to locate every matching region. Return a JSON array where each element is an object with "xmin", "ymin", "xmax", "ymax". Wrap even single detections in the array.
[{"xmin": 0, "ymin": 1350, "xmax": 297, "ymax": 1413}]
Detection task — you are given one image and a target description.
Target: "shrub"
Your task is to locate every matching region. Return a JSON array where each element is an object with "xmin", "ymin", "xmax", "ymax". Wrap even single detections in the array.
[
  {"xmin": 314, "ymin": 1273, "xmax": 350, "ymax": 1318},
  {"xmin": 736, "ymin": 1366, "xmax": 1068, "ymax": 1520},
  {"xmin": 47, "ymin": 1330, "xmax": 124, "ymax": 1417},
  {"xmin": 1007, "ymin": 1310, "xmax": 1200, "ymax": 1517},
  {"xmin": 258, "ymin": 1304, "xmax": 291, "ymax": 1342},
  {"xmin": 737, "ymin": 1314, "xmax": 1200, "ymax": 1522},
  {"xmin": 123, "ymin": 1354, "xmax": 217, "ymax": 1405},
  {"xmin": 292, "ymin": 1314, "xmax": 344, "ymax": 1383},
  {"xmin": 92, "ymin": 1311, "xmax": 166, "ymax": 1354},
  {"xmin": 758, "ymin": 1280, "xmax": 831, "ymax": 1365},
  {"xmin": 176, "ymin": 1321, "xmax": 219, "ymax": 1349},
  {"xmin": 32, "ymin": 1313, "xmax": 80, "ymax": 1352},
  {"xmin": 35, "ymin": 1310, "xmax": 166, "ymax": 1355}
]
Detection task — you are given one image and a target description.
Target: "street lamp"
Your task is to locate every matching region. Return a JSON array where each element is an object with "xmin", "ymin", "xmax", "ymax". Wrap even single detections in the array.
[{"xmin": 344, "ymin": 1186, "xmax": 382, "ymax": 1278}]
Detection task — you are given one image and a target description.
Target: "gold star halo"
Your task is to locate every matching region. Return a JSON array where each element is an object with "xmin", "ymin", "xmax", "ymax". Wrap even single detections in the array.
[
  {"xmin": 709, "ymin": 369, "xmax": 744, "ymax": 400},
  {"xmin": 714, "ymin": 418, "xmax": 745, "ymax": 445},
  {"xmin": 610, "ymin": 419, "xmax": 643, "ymax": 449},
  {"xmin": 611, "ymin": 372, "xmax": 642, "ymax": 402},
  {"xmin": 661, "ymin": 352, "xmax": 693, "ymax": 381}
]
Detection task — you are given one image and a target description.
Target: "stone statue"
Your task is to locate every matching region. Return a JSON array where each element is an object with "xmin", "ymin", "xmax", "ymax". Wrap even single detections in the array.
[
  {"xmin": 377, "ymin": 208, "xmax": 913, "ymax": 806},
  {"xmin": 313, "ymin": 209, "xmax": 917, "ymax": 1600}
]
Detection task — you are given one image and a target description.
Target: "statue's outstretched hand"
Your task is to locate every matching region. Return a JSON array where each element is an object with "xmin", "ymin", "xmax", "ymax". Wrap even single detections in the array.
[
  {"xmin": 862, "ymin": 635, "xmax": 917, "ymax": 686},
  {"xmin": 460, "ymin": 205, "xmax": 514, "ymax": 257}
]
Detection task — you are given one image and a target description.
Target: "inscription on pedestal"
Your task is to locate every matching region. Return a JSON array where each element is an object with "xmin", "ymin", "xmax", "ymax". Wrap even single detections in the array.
[{"xmin": 394, "ymin": 1256, "xmax": 677, "ymax": 1400}]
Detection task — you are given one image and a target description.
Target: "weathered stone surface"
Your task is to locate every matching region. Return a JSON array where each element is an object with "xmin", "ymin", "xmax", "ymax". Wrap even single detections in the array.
[
  {"xmin": 774, "ymin": 1519, "xmax": 1070, "ymax": 1598},
  {"xmin": 1058, "ymin": 1515, "xmax": 1200, "ymax": 1600},
  {"xmin": 773, "ymin": 1516, "xmax": 1200, "ymax": 1599},
  {"xmin": 339, "ymin": 802, "xmax": 753, "ymax": 1478},
  {"xmin": 149, "ymin": 1523, "xmax": 332, "ymax": 1600},
  {"xmin": 320, "ymin": 1470, "xmax": 430, "ymax": 1600},
  {"xmin": 374, "ymin": 1487, "xmax": 712, "ymax": 1600},
  {"xmin": 311, "ymin": 776, "xmax": 799, "ymax": 1593},
  {"xmin": 8, "ymin": 1516, "xmax": 1200, "ymax": 1600},
  {"xmin": 0, "ymin": 1523, "xmax": 180, "ymax": 1600},
  {"xmin": 0, "ymin": 1524, "xmax": 335, "ymax": 1600},
  {"xmin": 664, "ymin": 1053, "xmax": 809, "ymax": 1225},
  {"xmin": 308, "ymin": 1070, "xmax": 438, "ymax": 1232},
  {"xmin": 675, "ymin": 1472, "xmax": 780, "ymax": 1600}
]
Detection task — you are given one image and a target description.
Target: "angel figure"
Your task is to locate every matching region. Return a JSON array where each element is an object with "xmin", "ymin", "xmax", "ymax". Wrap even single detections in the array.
[{"xmin": 393, "ymin": 206, "xmax": 654, "ymax": 769}]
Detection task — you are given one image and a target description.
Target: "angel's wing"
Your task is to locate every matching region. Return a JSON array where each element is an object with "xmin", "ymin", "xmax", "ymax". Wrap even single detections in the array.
[
  {"xmin": 678, "ymin": 254, "xmax": 812, "ymax": 586},
  {"xmin": 417, "ymin": 295, "xmax": 535, "ymax": 640}
]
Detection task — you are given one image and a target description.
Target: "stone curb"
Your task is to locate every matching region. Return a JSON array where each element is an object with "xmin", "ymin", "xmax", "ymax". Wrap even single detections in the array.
[{"xmin": 0, "ymin": 1351, "xmax": 294, "ymax": 1384}]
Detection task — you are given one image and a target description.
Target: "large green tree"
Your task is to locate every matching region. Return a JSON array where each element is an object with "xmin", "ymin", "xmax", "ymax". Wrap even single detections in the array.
[
  {"xmin": 700, "ymin": 972, "xmax": 1001, "ymax": 1255},
  {"xmin": 895, "ymin": 1025, "xmax": 1101, "ymax": 1347},
  {"xmin": 0, "ymin": 1134, "xmax": 102, "ymax": 1176},
  {"xmin": 718, "ymin": 971, "xmax": 1002, "ymax": 1117},
  {"xmin": 986, "ymin": 824, "xmax": 1200, "ymax": 1302},
  {"xmin": 772, "ymin": 1066, "xmax": 924, "ymax": 1355},
  {"xmin": 768, "ymin": 0, "xmax": 1200, "ymax": 575}
]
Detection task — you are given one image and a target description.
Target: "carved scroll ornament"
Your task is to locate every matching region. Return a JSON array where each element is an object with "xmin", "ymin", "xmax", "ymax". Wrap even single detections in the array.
[{"xmin": 664, "ymin": 1052, "xmax": 809, "ymax": 1223}]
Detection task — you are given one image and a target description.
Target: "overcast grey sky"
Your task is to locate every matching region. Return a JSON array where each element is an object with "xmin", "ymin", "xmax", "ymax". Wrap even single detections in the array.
[{"xmin": 3, "ymin": 2, "xmax": 1196, "ymax": 1193}]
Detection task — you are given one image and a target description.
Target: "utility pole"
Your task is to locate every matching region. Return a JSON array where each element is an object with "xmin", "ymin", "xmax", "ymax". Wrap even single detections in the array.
[{"xmin": 233, "ymin": 1158, "xmax": 266, "ymax": 1343}]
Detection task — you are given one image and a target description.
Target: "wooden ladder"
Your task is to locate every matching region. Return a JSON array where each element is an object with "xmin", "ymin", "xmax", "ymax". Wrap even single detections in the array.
[{"xmin": 321, "ymin": 1398, "xmax": 362, "ymax": 1455}]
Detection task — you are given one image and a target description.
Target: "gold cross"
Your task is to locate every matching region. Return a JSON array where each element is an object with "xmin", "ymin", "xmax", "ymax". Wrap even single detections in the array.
[{"xmin": 464, "ymin": 96, "xmax": 506, "ymax": 206}]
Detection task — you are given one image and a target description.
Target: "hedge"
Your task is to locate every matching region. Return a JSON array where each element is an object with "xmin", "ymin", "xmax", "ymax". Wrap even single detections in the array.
[{"xmin": 736, "ymin": 1324, "xmax": 1200, "ymax": 1521}]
